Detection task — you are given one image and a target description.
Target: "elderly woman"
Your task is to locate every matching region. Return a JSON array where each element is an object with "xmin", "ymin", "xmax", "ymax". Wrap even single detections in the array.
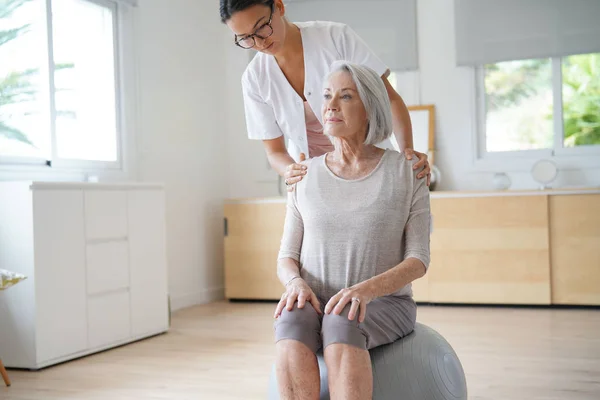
[{"xmin": 273, "ymin": 61, "xmax": 431, "ymax": 400}]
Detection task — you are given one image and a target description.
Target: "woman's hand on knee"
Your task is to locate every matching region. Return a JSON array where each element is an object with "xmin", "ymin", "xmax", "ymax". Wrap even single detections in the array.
[
  {"xmin": 274, "ymin": 278, "xmax": 322, "ymax": 318},
  {"xmin": 324, "ymin": 287, "xmax": 372, "ymax": 323}
]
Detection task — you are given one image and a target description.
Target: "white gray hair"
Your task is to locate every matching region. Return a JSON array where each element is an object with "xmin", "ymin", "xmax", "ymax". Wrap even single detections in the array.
[{"xmin": 325, "ymin": 61, "xmax": 393, "ymax": 145}]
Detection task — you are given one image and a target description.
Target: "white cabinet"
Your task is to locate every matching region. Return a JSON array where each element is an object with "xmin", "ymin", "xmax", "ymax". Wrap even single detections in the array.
[
  {"xmin": 32, "ymin": 189, "xmax": 88, "ymax": 364},
  {"xmin": 128, "ymin": 190, "xmax": 169, "ymax": 337},
  {"xmin": 86, "ymin": 241, "xmax": 130, "ymax": 295},
  {"xmin": 87, "ymin": 291, "xmax": 131, "ymax": 349},
  {"xmin": 84, "ymin": 190, "xmax": 128, "ymax": 240},
  {"xmin": 0, "ymin": 181, "xmax": 169, "ymax": 370}
]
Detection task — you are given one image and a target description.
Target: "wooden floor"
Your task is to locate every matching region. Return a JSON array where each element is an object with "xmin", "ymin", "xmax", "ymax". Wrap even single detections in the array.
[{"xmin": 2, "ymin": 301, "xmax": 600, "ymax": 399}]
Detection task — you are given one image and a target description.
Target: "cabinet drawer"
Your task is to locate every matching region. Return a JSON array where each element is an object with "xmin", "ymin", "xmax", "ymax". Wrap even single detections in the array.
[
  {"xmin": 88, "ymin": 291, "xmax": 131, "ymax": 349},
  {"xmin": 84, "ymin": 191, "xmax": 127, "ymax": 240},
  {"xmin": 86, "ymin": 240, "xmax": 129, "ymax": 295}
]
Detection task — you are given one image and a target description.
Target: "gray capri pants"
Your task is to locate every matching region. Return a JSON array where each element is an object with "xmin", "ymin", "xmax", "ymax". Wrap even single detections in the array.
[{"xmin": 274, "ymin": 295, "xmax": 417, "ymax": 353}]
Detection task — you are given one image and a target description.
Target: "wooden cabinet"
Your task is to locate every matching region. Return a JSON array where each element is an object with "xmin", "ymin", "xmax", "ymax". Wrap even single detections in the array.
[
  {"xmin": 549, "ymin": 194, "xmax": 600, "ymax": 305},
  {"xmin": 428, "ymin": 195, "xmax": 551, "ymax": 305},
  {"xmin": 223, "ymin": 190, "xmax": 600, "ymax": 306},
  {"xmin": 223, "ymin": 201, "xmax": 432, "ymax": 302},
  {"xmin": 224, "ymin": 202, "xmax": 286, "ymax": 300},
  {"xmin": 0, "ymin": 182, "xmax": 169, "ymax": 370}
]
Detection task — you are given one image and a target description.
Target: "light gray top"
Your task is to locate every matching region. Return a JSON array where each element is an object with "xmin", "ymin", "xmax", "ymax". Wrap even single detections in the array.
[{"xmin": 278, "ymin": 149, "xmax": 431, "ymax": 301}]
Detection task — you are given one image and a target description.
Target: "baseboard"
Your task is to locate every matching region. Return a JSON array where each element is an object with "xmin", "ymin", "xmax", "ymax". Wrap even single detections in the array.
[
  {"xmin": 170, "ymin": 286, "xmax": 225, "ymax": 311},
  {"xmin": 8, "ymin": 329, "xmax": 168, "ymax": 370}
]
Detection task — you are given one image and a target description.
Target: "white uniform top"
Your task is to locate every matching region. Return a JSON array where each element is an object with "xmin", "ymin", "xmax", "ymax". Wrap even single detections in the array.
[{"xmin": 241, "ymin": 21, "xmax": 389, "ymax": 162}]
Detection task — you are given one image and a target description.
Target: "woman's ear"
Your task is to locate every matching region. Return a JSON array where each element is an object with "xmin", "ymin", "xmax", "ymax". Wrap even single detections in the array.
[{"xmin": 275, "ymin": 0, "xmax": 285, "ymax": 17}]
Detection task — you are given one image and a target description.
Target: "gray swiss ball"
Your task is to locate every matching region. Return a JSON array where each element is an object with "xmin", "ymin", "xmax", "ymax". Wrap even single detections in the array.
[{"xmin": 268, "ymin": 322, "xmax": 467, "ymax": 400}]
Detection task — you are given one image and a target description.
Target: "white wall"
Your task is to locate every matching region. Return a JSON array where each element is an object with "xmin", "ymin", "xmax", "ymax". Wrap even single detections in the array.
[
  {"xmin": 412, "ymin": 0, "xmax": 482, "ymax": 191},
  {"xmin": 225, "ymin": 48, "xmax": 282, "ymax": 199},
  {"xmin": 224, "ymin": 0, "xmax": 600, "ymax": 196},
  {"xmin": 134, "ymin": 0, "xmax": 228, "ymax": 310}
]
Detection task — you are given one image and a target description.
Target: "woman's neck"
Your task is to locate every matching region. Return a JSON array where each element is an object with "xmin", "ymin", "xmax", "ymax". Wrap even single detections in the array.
[
  {"xmin": 275, "ymin": 21, "xmax": 302, "ymax": 63},
  {"xmin": 326, "ymin": 141, "xmax": 384, "ymax": 179}
]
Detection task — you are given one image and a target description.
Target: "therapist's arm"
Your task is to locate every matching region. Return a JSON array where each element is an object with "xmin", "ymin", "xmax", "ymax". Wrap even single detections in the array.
[
  {"xmin": 263, "ymin": 136, "xmax": 307, "ymax": 184},
  {"xmin": 382, "ymin": 76, "xmax": 431, "ymax": 184},
  {"xmin": 383, "ymin": 77, "xmax": 413, "ymax": 150}
]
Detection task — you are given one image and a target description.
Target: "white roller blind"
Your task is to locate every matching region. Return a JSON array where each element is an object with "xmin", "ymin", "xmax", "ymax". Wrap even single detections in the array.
[
  {"xmin": 285, "ymin": 0, "xmax": 418, "ymax": 71},
  {"xmin": 108, "ymin": 0, "xmax": 137, "ymax": 6},
  {"xmin": 455, "ymin": 0, "xmax": 600, "ymax": 66}
]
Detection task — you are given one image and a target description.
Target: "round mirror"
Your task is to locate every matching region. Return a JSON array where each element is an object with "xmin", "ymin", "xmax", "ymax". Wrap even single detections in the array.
[{"xmin": 531, "ymin": 159, "xmax": 558, "ymax": 189}]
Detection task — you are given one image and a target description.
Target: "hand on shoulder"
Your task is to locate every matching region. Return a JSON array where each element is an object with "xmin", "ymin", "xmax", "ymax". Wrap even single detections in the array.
[
  {"xmin": 403, "ymin": 148, "xmax": 431, "ymax": 186},
  {"xmin": 284, "ymin": 153, "xmax": 309, "ymax": 192}
]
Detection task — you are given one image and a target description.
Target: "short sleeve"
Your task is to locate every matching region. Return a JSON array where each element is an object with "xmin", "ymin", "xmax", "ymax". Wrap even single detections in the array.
[
  {"xmin": 241, "ymin": 70, "xmax": 284, "ymax": 141},
  {"xmin": 335, "ymin": 24, "xmax": 390, "ymax": 78},
  {"xmin": 403, "ymin": 164, "xmax": 431, "ymax": 271}
]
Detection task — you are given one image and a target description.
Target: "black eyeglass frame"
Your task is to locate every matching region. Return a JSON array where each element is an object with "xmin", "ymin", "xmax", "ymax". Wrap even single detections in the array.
[{"xmin": 234, "ymin": 6, "xmax": 275, "ymax": 49}]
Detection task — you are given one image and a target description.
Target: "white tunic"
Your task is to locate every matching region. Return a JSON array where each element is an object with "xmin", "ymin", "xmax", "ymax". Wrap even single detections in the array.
[{"xmin": 241, "ymin": 21, "xmax": 389, "ymax": 162}]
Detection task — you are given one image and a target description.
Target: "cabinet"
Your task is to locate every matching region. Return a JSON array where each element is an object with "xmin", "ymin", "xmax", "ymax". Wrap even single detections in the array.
[
  {"xmin": 427, "ymin": 195, "xmax": 552, "ymax": 305},
  {"xmin": 223, "ymin": 190, "xmax": 600, "ymax": 306},
  {"xmin": 223, "ymin": 199, "xmax": 434, "ymax": 302},
  {"xmin": 0, "ymin": 182, "xmax": 169, "ymax": 370},
  {"xmin": 549, "ymin": 194, "xmax": 600, "ymax": 305},
  {"xmin": 224, "ymin": 201, "xmax": 286, "ymax": 300}
]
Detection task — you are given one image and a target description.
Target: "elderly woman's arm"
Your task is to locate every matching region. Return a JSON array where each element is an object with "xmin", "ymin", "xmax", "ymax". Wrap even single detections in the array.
[
  {"xmin": 361, "ymin": 170, "xmax": 431, "ymax": 293},
  {"xmin": 360, "ymin": 257, "xmax": 426, "ymax": 297},
  {"xmin": 325, "ymin": 169, "xmax": 430, "ymax": 322},
  {"xmin": 276, "ymin": 191, "xmax": 304, "ymax": 284},
  {"xmin": 274, "ymin": 190, "xmax": 322, "ymax": 318}
]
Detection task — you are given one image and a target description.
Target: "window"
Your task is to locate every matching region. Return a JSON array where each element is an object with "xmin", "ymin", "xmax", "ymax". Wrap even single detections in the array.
[
  {"xmin": 479, "ymin": 53, "xmax": 600, "ymax": 156},
  {"xmin": 0, "ymin": 0, "xmax": 121, "ymax": 168}
]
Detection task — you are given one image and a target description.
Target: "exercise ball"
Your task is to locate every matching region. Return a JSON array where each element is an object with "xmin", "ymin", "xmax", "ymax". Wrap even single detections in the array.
[{"xmin": 268, "ymin": 322, "xmax": 467, "ymax": 400}]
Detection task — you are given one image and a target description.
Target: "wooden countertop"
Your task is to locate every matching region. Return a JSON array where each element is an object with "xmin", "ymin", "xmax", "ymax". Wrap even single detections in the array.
[{"xmin": 225, "ymin": 187, "xmax": 600, "ymax": 204}]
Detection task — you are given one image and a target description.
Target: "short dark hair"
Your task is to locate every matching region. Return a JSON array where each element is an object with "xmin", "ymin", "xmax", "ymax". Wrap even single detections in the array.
[{"xmin": 219, "ymin": 0, "xmax": 274, "ymax": 23}]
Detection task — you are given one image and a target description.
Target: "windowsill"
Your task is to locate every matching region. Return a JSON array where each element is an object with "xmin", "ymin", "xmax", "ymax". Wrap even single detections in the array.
[{"xmin": 471, "ymin": 148, "xmax": 600, "ymax": 173}]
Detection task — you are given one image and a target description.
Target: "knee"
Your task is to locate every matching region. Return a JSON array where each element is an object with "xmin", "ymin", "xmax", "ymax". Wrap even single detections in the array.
[
  {"xmin": 322, "ymin": 304, "xmax": 367, "ymax": 351},
  {"xmin": 276, "ymin": 302, "xmax": 321, "ymax": 329},
  {"xmin": 275, "ymin": 303, "xmax": 321, "ymax": 354}
]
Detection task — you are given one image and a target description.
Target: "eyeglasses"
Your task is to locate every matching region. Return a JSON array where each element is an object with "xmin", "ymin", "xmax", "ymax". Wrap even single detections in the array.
[{"xmin": 234, "ymin": 7, "xmax": 274, "ymax": 49}]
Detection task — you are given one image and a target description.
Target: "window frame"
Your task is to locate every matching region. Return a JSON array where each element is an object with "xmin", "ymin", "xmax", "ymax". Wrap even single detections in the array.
[
  {"xmin": 472, "ymin": 54, "xmax": 600, "ymax": 173},
  {"xmin": 0, "ymin": 0, "xmax": 137, "ymax": 180}
]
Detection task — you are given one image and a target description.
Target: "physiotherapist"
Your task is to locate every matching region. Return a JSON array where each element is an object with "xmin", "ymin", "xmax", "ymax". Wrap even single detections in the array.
[{"xmin": 220, "ymin": 0, "xmax": 431, "ymax": 188}]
